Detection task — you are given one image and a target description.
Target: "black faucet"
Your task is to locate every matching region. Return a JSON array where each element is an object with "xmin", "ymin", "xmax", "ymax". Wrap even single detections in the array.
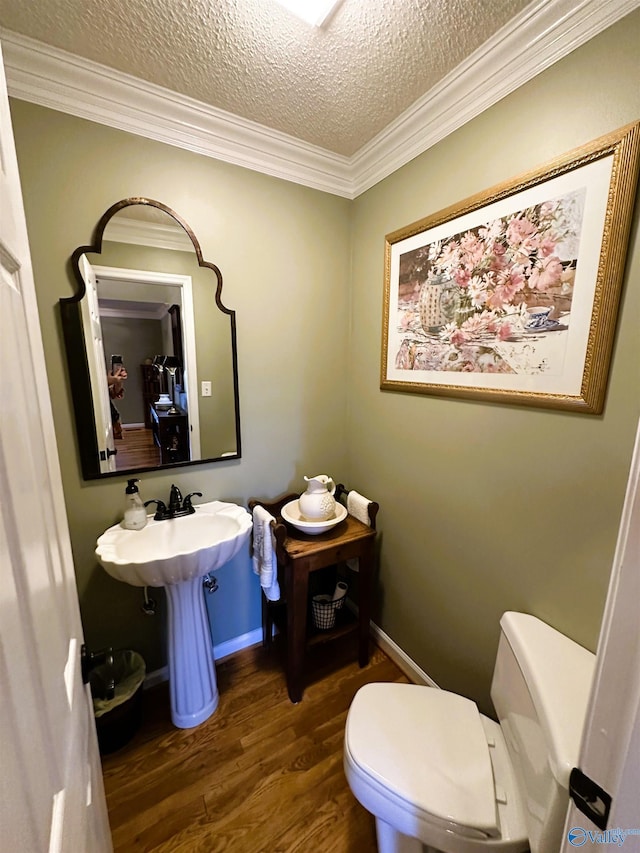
[
  {"xmin": 169, "ymin": 484, "xmax": 183, "ymax": 514},
  {"xmin": 144, "ymin": 485, "xmax": 203, "ymax": 520}
]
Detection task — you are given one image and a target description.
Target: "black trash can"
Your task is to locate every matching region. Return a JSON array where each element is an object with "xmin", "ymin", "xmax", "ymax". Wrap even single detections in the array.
[{"xmin": 90, "ymin": 650, "xmax": 146, "ymax": 755}]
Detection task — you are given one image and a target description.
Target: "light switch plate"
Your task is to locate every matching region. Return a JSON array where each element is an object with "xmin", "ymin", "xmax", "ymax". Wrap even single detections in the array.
[{"xmin": 201, "ymin": 381, "xmax": 212, "ymax": 397}]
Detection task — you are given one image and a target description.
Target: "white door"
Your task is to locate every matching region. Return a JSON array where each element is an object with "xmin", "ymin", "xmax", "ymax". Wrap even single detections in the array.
[
  {"xmin": 0, "ymin": 43, "xmax": 112, "ymax": 853},
  {"xmin": 562, "ymin": 417, "xmax": 640, "ymax": 847},
  {"xmin": 79, "ymin": 254, "xmax": 116, "ymax": 473}
]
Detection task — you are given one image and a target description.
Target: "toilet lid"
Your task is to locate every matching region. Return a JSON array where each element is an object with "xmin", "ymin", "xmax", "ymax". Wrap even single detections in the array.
[{"xmin": 346, "ymin": 683, "xmax": 499, "ymax": 836}]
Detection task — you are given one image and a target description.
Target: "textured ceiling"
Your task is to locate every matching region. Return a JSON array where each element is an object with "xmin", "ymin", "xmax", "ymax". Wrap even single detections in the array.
[{"xmin": 0, "ymin": 0, "xmax": 532, "ymax": 156}]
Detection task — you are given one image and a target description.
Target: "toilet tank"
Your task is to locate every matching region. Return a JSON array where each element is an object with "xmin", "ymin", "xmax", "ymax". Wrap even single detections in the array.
[{"xmin": 490, "ymin": 612, "xmax": 595, "ymax": 853}]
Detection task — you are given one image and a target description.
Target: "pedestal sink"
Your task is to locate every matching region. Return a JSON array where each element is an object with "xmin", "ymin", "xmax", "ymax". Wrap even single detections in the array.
[{"xmin": 96, "ymin": 500, "xmax": 252, "ymax": 728}]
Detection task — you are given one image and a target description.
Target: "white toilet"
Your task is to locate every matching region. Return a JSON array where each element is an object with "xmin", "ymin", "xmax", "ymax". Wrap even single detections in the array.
[{"xmin": 344, "ymin": 612, "xmax": 595, "ymax": 853}]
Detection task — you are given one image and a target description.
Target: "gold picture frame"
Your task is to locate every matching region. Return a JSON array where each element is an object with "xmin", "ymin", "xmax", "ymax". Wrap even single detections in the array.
[{"xmin": 381, "ymin": 122, "xmax": 640, "ymax": 413}]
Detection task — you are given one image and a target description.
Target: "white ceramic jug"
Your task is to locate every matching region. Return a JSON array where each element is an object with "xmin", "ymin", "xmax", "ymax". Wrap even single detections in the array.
[{"xmin": 299, "ymin": 475, "xmax": 336, "ymax": 521}]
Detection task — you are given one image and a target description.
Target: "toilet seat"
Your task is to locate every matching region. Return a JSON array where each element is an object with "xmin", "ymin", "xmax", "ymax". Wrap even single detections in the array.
[
  {"xmin": 344, "ymin": 683, "xmax": 528, "ymax": 851},
  {"xmin": 346, "ymin": 683, "xmax": 498, "ymax": 835}
]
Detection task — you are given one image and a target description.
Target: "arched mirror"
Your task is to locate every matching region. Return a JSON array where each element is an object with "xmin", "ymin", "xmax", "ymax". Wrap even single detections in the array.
[{"xmin": 60, "ymin": 198, "xmax": 241, "ymax": 480}]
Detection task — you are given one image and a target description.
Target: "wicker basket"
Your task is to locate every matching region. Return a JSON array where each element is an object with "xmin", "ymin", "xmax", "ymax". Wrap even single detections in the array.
[{"xmin": 311, "ymin": 583, "xmax": 348, "ymax": 631}]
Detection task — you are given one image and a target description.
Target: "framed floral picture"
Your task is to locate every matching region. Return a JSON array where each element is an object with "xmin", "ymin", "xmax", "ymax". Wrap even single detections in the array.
[{"xmin": 381, "ymin": 122, "xmax": 640, "ymax": 413}]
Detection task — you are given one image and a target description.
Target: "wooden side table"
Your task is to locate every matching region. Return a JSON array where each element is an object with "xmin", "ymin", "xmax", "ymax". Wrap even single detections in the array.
[
  {"xmin": 249, "ymin": 494, "xmax": 376, "ymax": 703},
  {"xmin": 149, "ymin": 404, "xmax": 189, "ymax": 464}
]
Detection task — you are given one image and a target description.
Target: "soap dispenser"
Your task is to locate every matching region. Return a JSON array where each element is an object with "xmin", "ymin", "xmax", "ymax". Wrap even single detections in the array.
[{"xmin": 123, "ymin": 479, "xmax": 148, "ymax": 530}]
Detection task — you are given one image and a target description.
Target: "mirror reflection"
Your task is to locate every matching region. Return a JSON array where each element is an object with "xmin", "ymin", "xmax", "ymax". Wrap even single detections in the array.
[{"xmin": 61, "ymin": 199, "xmax": 241, "ymax": 480}]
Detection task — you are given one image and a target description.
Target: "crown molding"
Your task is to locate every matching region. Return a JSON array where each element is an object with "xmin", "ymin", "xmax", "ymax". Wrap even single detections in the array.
[
  {"xmin": 1, "ymin": 31, "xmax": 353, "ymax": 197},
  {"xmin": 105, "ymin": 216, "xmax": 194, "ymax": 252},
  {"xmin": 97, "ymin": 301, "xmax": 168, "ymax": 321},
  {"xmin": 351, "ymin": 0, "xmax": 640, "ymax": 196},
  {"xmin": 2, "ymin": 0, "xmax": 638, "ymax": 199}
]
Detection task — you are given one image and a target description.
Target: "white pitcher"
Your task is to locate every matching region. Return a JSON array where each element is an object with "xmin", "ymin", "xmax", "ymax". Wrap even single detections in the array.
[{"xmin": 299, "ymin": 475, "xmax": 336, "ymax": 521}]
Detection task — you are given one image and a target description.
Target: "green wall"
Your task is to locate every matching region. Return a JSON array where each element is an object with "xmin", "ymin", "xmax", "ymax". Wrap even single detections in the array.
[
  {"xmin": 10, "ymin": 101, "xmax": 351, "ymax": 671},
  {"xmin": 9, "ymin": 8, "xmax": 640, "ymax": 709},
  {"xmin": 348, "ymin": 11, "xmax": 640, "ymax": 712}
]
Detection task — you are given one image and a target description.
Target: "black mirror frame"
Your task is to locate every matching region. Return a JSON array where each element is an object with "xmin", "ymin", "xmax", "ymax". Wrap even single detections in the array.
[{"xmin": 60, "ymin": 197, "xmax": 241, "ymax": 480}]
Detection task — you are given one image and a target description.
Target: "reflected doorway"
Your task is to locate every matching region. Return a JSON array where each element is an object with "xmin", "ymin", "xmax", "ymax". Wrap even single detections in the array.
[{"xmin": 94, "ymin": 264, "xmax": 202, "ymax": 467}]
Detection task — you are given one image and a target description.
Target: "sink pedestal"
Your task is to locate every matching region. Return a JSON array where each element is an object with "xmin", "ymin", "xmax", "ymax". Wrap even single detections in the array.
[
  {"xmin": 165, "ymin": 576, "xmax": 218, "ymax": 728},
  {"xmin": 95, "ymin": 500, "xmax": 253, "ymax": 730}
]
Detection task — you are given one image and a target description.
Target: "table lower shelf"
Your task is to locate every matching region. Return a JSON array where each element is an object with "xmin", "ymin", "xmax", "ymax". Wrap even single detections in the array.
[
  {"xmin": 268, "ymin": 597, "xmax": 359, "ymax": 650},
  {"xmin": 307, "ymin": 606, "xmax": 358, "ymax": 647}
]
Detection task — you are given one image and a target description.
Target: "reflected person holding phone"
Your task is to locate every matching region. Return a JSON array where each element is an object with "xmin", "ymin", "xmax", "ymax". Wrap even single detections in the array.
[{"xmin": 107, "ymin": 355, "xmax": 127, "ymax": 440}]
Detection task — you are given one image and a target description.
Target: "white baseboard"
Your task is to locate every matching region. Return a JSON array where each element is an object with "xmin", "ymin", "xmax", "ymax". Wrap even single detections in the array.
[
  {"xmin": 143, "ymin": 622, "xmax": 438, "ymax": 690},
  {"xmin": 369, "ymin": 621, "xmax": 439, "ymax": 688},
  {"xmin": 213, "ymin": 627, "xmax": 264, "ymax": 662},
  {"xmin": 143, "ymin": 627, "xmax": 264, "ymax": 687},
  {"xmin": 345, "ymin": 598, "xmax": 439, "ymax": 688},
  {"xmin": 144, "ymin": 665, "xmax": 168, "ymax": 689}
]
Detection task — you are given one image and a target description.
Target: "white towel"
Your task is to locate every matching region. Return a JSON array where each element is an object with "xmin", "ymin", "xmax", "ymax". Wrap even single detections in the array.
[
  {"xmin": 252, "ymin": 505, "xmax": 280, "ymax": 602},
  {"xmin": 347, "ymin": 490, "xmax": 372, "ymax": 526},
  {"xmin": 346, "ymin": 490, "xmax": 373, "ymax": 572}
]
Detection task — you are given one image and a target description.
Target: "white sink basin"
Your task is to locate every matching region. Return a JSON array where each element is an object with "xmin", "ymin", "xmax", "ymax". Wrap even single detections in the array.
[
  {"xmin": 95, "ymin": 500, "xmax": 252, "ymax": 730},
  {"xmin": 96, "ymin": 500, "xmax": 252, "ymax": 587}
]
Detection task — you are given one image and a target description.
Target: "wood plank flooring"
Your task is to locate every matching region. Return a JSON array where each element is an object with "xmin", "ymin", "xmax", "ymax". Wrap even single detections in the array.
[
  {"xmin": 101, "ymin": 639, "xmax": 409, "ymax": 852},
  {"xmin": 115, "ymin": 426, "xmax": 160, "ymax": 471}
]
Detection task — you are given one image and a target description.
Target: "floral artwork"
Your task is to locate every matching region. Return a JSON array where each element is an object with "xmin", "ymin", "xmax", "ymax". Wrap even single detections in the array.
[
  {"xmin": 394, "ymin": 189, "xmax": 584, "ymax": 375},
  {"xmin": 380, "ymin": 122, "xmax": 640, "ymax": 413}
]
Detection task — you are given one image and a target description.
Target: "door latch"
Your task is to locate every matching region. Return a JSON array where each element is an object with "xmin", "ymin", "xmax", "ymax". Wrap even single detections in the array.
[{"xmin": 569, "ymin": 767, "xmax": 611, "ymax": 831}]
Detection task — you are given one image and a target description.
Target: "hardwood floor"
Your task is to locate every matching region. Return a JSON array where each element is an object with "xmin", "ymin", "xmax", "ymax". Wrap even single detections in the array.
[
  {"xmin": 101, "ymin": 639, "xmax": 409, "ymax": 852},
  {"xmin": 115, "ymin": 426, "xmax": 160, "ymax": 471}
]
